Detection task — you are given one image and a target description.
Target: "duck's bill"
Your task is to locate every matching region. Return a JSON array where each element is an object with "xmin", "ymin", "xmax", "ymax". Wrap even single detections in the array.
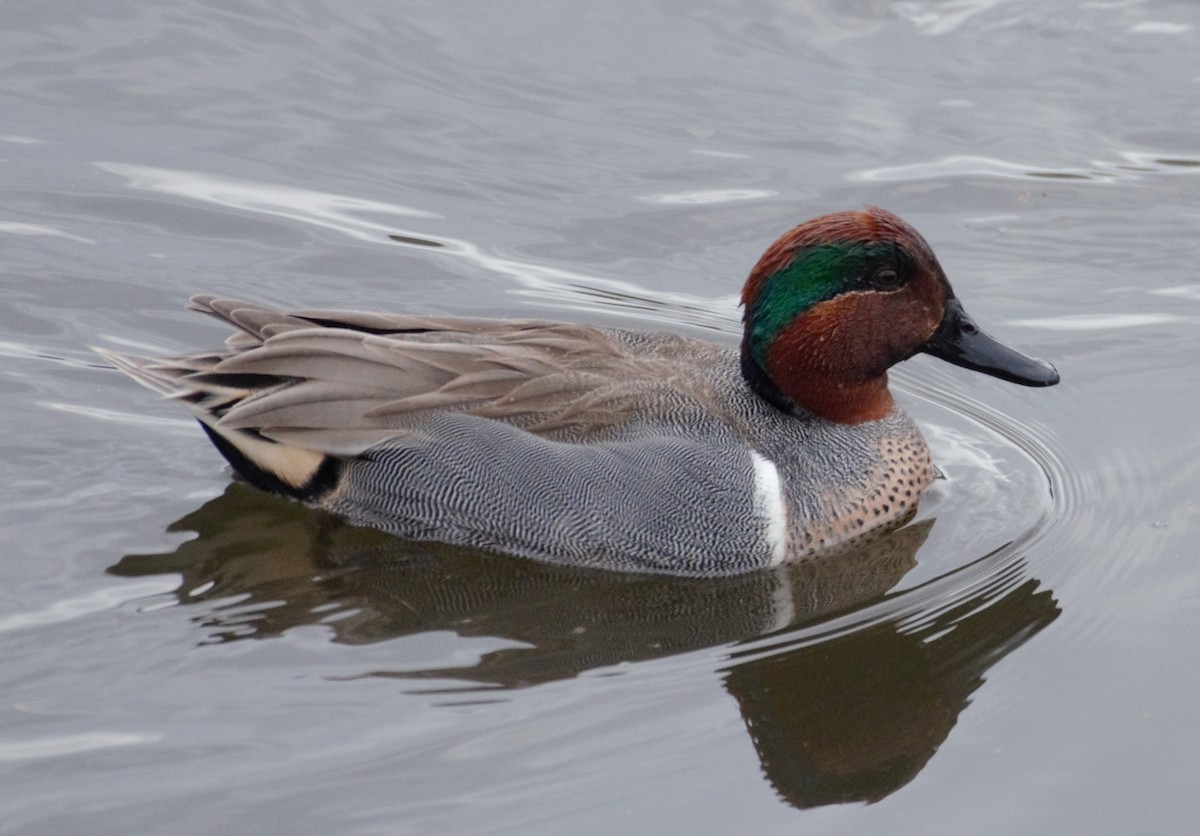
[{"xmin": 922, "ymin": 297, "xmax": 1060, "ymax": 387}]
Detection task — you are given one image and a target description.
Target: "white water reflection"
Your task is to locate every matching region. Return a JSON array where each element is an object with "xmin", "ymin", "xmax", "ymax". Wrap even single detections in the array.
[
  {"xmin": 1149, "ymin": 286, "xmax": 1200, "ymax": 301},
  {"xmin": 893, "ymin": 0, "xmax": 1014, "ymax": 36},
  {"xmin": 1010, "ymin": 313, "xmax": 1194, "ymax": 330},
  {"xmin": 0, "ymin": 221, "xmax": 94, "ymax": 243},
  {"xmin": 852, "ymin": 150, "xmax": 1200, "ymax": 184},
  {"xmin": 96, "ymin": 162, "xmax": 441, "ymax": 239},
  {"xmin": 852, "ymin": 154, "xmax": 1093, "ymax": 183},
  {"xmin": 0, "ymin": 732, "xmax": 162, "ymax": 763},
  {"xmin": 639, "ymin": 188, "xmax": 775, "ymax": 205},
  {"xmin": 0, "ymin": 579, "xmax": 181, "ymax": 635},
  {"xmin": 1128, "ymin": 21, "xmax": 1191, "ymax": 35},
  {"xmin": 39, "ymin": 401, "xmax": 196, "ymax": 430}
]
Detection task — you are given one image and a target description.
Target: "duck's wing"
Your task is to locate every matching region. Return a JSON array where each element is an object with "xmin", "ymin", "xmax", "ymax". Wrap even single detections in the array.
[{"xmin": 98, "ymin": 296, "xmax": 690, "ymax": 459}]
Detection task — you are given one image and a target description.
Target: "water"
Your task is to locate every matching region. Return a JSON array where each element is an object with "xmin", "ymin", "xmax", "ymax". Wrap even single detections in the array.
[{"xmin": 3, "ymin": 0, "xmax": 1200, "ymax": 832}]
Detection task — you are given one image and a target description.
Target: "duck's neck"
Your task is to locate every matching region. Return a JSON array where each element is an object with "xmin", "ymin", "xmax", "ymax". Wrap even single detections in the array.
[
  {"xmin": 742, "ymin": 318, "xmax": 896, "ymax": 425},
  {"xmin": 739, "ymin": 350, "xmax": 797, "ymax": 414}
]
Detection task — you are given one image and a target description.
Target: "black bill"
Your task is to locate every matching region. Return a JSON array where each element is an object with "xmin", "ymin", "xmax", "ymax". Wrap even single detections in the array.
[{"xmin": 922, "ymin": 296, "xmax": 1059, "ymax": 387}]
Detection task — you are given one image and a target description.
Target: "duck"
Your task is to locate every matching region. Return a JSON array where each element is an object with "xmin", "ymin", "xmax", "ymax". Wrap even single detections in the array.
[{"xmin": 97, "ymin": 207, "xmax": 1059, "ymax": 577}]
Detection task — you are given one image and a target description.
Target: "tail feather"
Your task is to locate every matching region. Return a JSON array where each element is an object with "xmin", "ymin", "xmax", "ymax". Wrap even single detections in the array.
[{"xmin": 93, "ymin": 345, "xmax": 338, "ymax": 501}]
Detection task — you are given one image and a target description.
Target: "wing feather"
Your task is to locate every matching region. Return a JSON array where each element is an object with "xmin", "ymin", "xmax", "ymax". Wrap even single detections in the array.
[{"xmin": 104, "ymin": 297, "xmax": 691, "ymax": 462}]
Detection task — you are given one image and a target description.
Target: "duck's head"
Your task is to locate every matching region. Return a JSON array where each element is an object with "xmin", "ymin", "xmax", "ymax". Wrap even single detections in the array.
[{"xmin": 740, "ymin": 207, "xmax": 1058, "ymax": 424}]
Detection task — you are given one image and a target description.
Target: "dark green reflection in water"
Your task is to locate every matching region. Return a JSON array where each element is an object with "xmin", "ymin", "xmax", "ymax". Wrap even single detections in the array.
[{"xmin": 110, "ymin": 483, "xmax": 1058, "ymax": 808}]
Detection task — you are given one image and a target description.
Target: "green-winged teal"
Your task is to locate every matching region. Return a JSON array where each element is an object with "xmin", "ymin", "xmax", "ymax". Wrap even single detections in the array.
[{"xmin": 97, "ymin": 207, "xmax": 1058, "ymax": 576}]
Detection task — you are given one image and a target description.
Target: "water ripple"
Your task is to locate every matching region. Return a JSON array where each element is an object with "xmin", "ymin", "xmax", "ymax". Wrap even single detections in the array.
[
  {"xmin": 0, "ymin": 732, "xmax": 162, "ymax": 763},
  {"xmin": 0, "ymin": 579, "xmax": 180, "ymax": 634},
  {"xmin": 0, "ymin": 221, "xmax": 94, "ymax": 243},
  {"xmin": 96, "ymin": 161, "xmax": 740, "ymax": 332},
  {"xmin": 851, "ymin": 151, "xmax": 1200, "ymax": 184},
  {"xmin": 638, "ymin": 188, "xmax": 776, "ymax": 205},
  {"xmin": 1011, "ymin": 313, "xmax": 1197, "ymax": 330}
]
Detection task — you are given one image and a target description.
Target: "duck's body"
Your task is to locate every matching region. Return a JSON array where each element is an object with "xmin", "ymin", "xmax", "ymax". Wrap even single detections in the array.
[{"xmin": 98, "ymin": 208, "xmax": 1058, "ymax": 576}]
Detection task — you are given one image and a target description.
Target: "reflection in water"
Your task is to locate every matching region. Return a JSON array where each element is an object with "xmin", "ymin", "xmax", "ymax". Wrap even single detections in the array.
[
  {"xmin": 725, "ymin": 563, "xmax": 1057, "ymax": 806},
  {"xmin": 110, "ymin": 483, "xmax": 1058, "ymax": 808}
]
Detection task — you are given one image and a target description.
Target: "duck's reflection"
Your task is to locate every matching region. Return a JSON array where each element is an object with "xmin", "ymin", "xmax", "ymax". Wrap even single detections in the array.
[
  {"xmin": 111, "ymin": 483, "xmax": 1058, "ymax": 807},
  {"xmin": 723, "ymin": 565, "xmax": 1056, "ymax": 806}
]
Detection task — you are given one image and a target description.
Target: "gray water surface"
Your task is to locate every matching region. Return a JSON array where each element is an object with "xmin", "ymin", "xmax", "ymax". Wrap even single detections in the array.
[{"xmin": 3, "ymin": 1, "xmax": 1200, "ymax": 833}]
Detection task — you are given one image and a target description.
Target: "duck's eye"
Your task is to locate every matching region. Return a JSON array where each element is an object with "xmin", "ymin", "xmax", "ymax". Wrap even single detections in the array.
[{"xmin": 872, "ymin": 268, "xmax": 903, "ymax": 290}]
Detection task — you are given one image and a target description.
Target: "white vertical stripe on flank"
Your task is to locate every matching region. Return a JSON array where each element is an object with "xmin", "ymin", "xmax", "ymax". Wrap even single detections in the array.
[{"xmin": 750, "ymin": 450, "xmax": 788, "ymax": 566}]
